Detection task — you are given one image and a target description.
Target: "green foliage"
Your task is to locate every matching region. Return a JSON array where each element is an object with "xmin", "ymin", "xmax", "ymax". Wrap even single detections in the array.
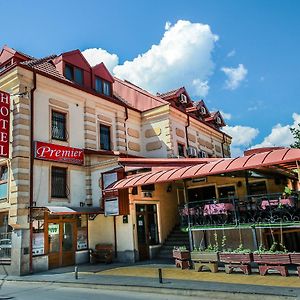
[
  {"xmin": 254, "ymin": 242, "xmax": 288, "ymax": 254},
  {"xmin": 221, "ymin": 235, "xmax": 227, "ymax": 251},
  {"xmin": 213, "ymin": 232, "xmax": 219, "ymax": 252},
  {"xmin": 222, "ymin": 243, "xmax": 252, "ymax": 254},
  {"xmin": 173, "ymin": 245, "xmax": 187, "ymax": 251},
  {"xmin": 290, "ymin": 124, "xmax": 300, "ymax": 148}
]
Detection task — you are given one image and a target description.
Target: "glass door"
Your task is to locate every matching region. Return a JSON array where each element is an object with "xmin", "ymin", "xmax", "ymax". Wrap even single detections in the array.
[
  {"xmin": 61, "ymin": 222, "xmax": 75, "ymax": 266},
  {"xmin": 48, "ymin": 223, "xmax": 60, "ymax": 269}
]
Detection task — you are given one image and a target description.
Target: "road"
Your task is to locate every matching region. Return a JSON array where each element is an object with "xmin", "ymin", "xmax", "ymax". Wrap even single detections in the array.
[{"xmin": 0, "ymin": 281, "xmax": 296, "ymax": 300}]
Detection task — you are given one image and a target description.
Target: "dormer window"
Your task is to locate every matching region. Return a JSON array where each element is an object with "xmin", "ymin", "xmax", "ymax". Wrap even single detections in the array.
[
  {"xmin": 200, "ymin": 106, "xmax": 206, "ymax": 115},
  {"xmin": 216, "ymin": 116, "xmax": 222, "ymax": 124},
  {"xmin": 180, "ymin": 94, "xmax": 187, "ymax": 104},
  {"xmin": 95, "ymin": 76, "xmax": 112, "ymax": 96},
  {"xmin": 64, "ymin": 64, "xmax": 84, "ymax": 85}
]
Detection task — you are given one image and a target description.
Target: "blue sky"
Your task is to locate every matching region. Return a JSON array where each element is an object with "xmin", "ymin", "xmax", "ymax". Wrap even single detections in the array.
[{"xmin": 1, "ymin": 0, "xmax": 299, "ymax": 156}]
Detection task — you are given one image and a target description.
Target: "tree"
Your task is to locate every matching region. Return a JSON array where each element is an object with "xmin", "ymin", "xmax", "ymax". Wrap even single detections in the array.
[{"xmin": 290, "ymin": 123, "xmax": 300, "ymax": 148}]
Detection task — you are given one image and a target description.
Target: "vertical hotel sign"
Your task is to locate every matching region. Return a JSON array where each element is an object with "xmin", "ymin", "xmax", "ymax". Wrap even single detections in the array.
[{"xmin": 0, "ymin": 91, "xmax": 10, "ymax": 158}]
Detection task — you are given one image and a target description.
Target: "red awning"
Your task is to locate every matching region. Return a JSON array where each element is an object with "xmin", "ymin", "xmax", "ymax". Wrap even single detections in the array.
[{"xmin": 105, "ymin": 148, "xmax": 300, "ymax": 191}]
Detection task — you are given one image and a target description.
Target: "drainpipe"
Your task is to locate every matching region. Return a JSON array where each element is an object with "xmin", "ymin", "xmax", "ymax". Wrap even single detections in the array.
[
  {"xmin": 124, "ymin": 106, "xmax": 128, "ymax": 153},
  {"xmin": 185, "ymin": 114, "xmax": 190, "ymax": 152},
  {"xmin": 29, "ymin": 71, "xmax": 37, "ymax": 273}
]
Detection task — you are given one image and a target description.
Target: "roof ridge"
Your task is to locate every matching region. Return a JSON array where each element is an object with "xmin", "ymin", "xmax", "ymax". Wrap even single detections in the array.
[{"xmin": 21, "ymin": 54, "xmax": 57, "ymax": 67}]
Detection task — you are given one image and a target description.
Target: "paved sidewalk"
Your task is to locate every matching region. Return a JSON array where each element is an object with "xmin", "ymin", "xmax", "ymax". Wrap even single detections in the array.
[{"xmin": 0, "ymin": 262, "xmax": 299, "ymax": 298}]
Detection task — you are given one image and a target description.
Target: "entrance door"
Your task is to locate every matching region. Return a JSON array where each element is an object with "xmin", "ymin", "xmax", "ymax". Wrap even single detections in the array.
[
  {"xmin": 136, "ymin": 204, "xmax": 159, "ymax": 261},
  {"xmin": 48, "ymin": 221, "xmax": 75, "ymax": 269}
]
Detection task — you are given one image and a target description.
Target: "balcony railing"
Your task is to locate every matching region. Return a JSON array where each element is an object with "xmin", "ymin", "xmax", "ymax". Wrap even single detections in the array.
[{"xmin": 179, "ymin": 192, "xmax": 300, "ymax": 229}]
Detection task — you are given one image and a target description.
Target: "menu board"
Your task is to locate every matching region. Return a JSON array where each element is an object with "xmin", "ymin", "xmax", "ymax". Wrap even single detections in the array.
[
  {"xmin": 32, "ymin": 232, "xmax": 44, "ymax": 255},
  {"xmin": 105, "ymin": 197, "xmax": 119, "ymax": 216}
]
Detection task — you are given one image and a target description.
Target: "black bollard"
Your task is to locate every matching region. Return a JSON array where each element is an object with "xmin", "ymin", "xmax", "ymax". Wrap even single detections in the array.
[
  {"xmin": 158, "ymin": 268, "xmax": 163, "ymax": 284},
  {"xmin": 75, "ymin": 266, "xmax": 78, "ymax": 280}
]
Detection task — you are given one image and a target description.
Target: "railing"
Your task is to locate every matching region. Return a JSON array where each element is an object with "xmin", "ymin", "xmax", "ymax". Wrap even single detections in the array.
[
  {"xmin": 0, "ymin": 232, "xmax": 12, "ymax": 261},
  {"xmin": 179, "ymin": 192, "xmax": 300, "ymax": 228}
]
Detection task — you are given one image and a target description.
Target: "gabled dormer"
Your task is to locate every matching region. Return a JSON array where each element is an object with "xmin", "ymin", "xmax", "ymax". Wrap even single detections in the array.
[
  {"xmin": 204, "ymin": 111, "xmax": 226, "ymax": 128},
  {"xmin": 53, "ymin": 50, "xmax": 91, "ymax": 87},
  {"xmin": 93, "ymin": 62, "xmax": 114, "ymax": 97},
  {"xmin": 158, "ymin": 87, "xmax": 193, "ymax": 111},
  {"xmin": 0, "ymin": 45, "xmax": 33, "ymax": 73},
  {"xmin": 186, "ymin": 100, "xmax": 210, "ymax": 119}
]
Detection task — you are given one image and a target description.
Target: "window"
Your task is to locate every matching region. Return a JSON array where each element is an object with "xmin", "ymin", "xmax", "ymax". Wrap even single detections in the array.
[
  {"xmin": 77, "ymin": 215, "xmax": 88, "ymax": 250},
  {"xmin": 0, "ymin": 212, "xmax": 12, "ymax": 260},
  {"xmin": 32, "ymin": 218, "xmax": 45, "ymax": 256},
  {"xmin": 95, "ymin": 77, "xmax": 111, "ymax": 96},
  {"xmin": 100, "ymin": 124, "xmax": 111, "ymax": 151},
  {"xmin": 64, "ymin": 64, "xmax": 84, "ymax": 85},
  {"xmin": 51, "ymin": 167, "xmax": 68, "ymax": 198},
  {"xmin": 177, "ymin": 143, "xmax": 185, "ymax": 157},
  {"xmin": 0, "ymin": 165, "xmax": 8, "ymax": 199},
  {"xmin": 218, "ymin": 186, "xmax": 236, "ymax": 199},
  {"xmin": 52, "ymin": 111, "xmax": 67, "ymax": 141}
]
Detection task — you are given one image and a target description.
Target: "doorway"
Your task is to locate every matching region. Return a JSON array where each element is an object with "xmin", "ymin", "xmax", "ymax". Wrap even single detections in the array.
[
  {"xmin": 48, "ymin": 219, "xmax": 76, "ymax": 269},
  {"xmin": 136, "ymin": 204, "xmax": 159, "ymax": 260}
]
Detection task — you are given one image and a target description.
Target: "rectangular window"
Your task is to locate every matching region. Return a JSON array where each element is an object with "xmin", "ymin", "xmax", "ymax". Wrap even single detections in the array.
[
  {"xmin": 51, "ymin": 167, "xmax": 68, "ymax": 198},
  {"xmin": 177, "ymin": 143, "xmax": 185, "ymax": 157},
  {"xmin": 100, "ymin": 124, "xmax": 111, "ymax": 151},
  {"xmin": 52, "ymin": 111, "xmax": 67, "ymax": 141},
  {"xmin": 0, "ymin": 165, "xmax": 8, "ymax": 199},
  {"xmin": 77, "ymin": 215, "xmax": 88, "ymax": 250},
  {"xmin": 103, "ymin": 81, "xmax": 111, "ymax": 96},
  {"xmin": 0, "ymin": 212, "xmax": 11, "ymax": 261},
  {"xmin": 95, "ymin": 77, "xmax": 103, "ymax": 93},
  {"xmin": 64, "ymin": 64, "xmax": 84, "ymax": 86}
]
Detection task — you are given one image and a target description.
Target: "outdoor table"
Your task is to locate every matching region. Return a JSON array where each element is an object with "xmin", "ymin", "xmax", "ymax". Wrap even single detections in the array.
[
  {"xmin": 260, "ymin": 198, "xmax": 294, "ymax": 210},
  {"xmin": 203, "ymin": 203, "xmax": 234, "ymax": 215}
]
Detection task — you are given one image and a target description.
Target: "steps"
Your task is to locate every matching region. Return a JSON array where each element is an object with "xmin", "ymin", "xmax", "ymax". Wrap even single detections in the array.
[{"xmin": 156, "ymin": 226, "xmax": 190, "ymax": 260}]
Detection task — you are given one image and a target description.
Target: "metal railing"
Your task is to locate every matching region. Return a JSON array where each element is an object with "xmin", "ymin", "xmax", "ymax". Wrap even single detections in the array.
[{"xmin": 179, "ymin": 192, "xmax": 300, "ymax": 228}]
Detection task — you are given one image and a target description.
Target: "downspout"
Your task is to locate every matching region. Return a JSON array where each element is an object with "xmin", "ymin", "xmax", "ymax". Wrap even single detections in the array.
[
  {"xmin": 185, "ymin": 114, "xmax": 190, "ymax": 151},
  {"xmin": 29, "ymin": 71, "xmax": 37, "ymax": 273},
  {"xmin": 124, "ymin": 105, "xmax": 128, "ymax": 154}
]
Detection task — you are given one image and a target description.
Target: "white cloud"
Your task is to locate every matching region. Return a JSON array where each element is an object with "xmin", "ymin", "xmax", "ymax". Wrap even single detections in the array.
[
  {"xmin": 192, "ymin": 79, "xmax": 209, "ymax": 97},
  {"xmin": 82, "ymin": 48, "xmax": 119, "ymax": 73},
  {"xmin": 113, "ymin": 20, "xmax": 218, "ymax": 97},
  {"xmin": 223, "ymin": 125, "xmax": 259, "ymax": 157},
  {"xmin": 227, "ymin": 49, "xmax": 236, "ymax": 57},
  {"xmin": 252, "ymin": 113, "xmax": 300, "ymax": 149},
  {"xmin": 219, "ymin": 110, "xmax": 232, "ymax": 120},
  {"xmin": 221, "ymin": 64, "xmax": 248, "ymax": 90}
]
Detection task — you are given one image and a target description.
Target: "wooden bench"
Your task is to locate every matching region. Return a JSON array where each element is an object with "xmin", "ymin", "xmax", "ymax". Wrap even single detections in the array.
[{"xmin": 90, "ymin": 244, "xmax": 113, "ymax": 264}]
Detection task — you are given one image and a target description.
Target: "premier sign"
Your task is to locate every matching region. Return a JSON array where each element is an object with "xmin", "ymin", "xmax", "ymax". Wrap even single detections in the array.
[
  {"xmin": 35, "ymin": 141, "xmax": 84, "ymax": 165},
  {"xmin": 0, "ymin": 91, "xmax": 10, "ymax": 158}
]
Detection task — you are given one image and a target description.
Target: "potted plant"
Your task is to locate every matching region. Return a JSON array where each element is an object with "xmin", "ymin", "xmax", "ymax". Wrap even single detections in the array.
[
  {"xmin": 219, "ymin": 243, "xmax": 253, "ymax": 264},
  {"xmin": 253, "ymin": 242, "xmax": 290, "ymax": 265},
  {"xmin": 172, "ymin": 246, "xmax": 190, "ymax": 260}
]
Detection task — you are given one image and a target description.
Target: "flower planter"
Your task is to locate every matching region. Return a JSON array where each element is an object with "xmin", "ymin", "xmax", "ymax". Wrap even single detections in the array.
[
  {"xmin": 191, "ymin": 252, "xmax": 219, "ymax": 263},
  {"xmin": 219, "ymin": 253, "xmax": 253, "ymax": 264},
  {"xmin": 172, "ymin": 249, "xmax": 190, "ymax": 260},
  {"xmin": 290, "ymin": 253, "xmax": 300, "ymax": 265},
  {"xmin": 253, "ymin": 253, "xmax": 290, "ymax": 265}
]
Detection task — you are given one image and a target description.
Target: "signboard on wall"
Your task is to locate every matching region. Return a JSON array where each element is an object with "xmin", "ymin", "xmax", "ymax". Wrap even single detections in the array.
[
  {"xmin": 0, "ymin": 91, "xmax": 10, "ymax": 158},
  {"xmin": 35, "ymin": 141, "xmax": 84, "ymax": 165},
  {"xmin": 105, "ymin": 197, "xmax": 119, "ymax": 216}
]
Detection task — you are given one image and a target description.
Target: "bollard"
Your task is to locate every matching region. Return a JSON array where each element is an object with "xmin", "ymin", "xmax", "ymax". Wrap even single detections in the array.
[
  {"xmin": 75, "ymin": 266, "xmax": 78, "ymax": 280},
  {"xmin": 158, "ymin": 268, "xmax": 163, "ymax": 284}
]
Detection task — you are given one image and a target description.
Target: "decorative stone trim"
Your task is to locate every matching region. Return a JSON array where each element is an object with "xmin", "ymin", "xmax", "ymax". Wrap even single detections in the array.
[
  {"xmin": 84, "ymin": 116, "xmax": 96, "ymax": 123},
  {"xmin": 84, "ymin": 106, "xmax": 95, "ymax": 114},
  {"xmin": 145, "ymin": 128, "xmax": 161, "ymax": 138},
  {"xmin": 146, "ymin": 141, "xmax": 162, "ymax": 151},
  {"xmin": 117, "ymin": 141, "xmax": 127, "ymax": 147},
  {"xmin": 116, "ymin": 124, "xmax": 125, "ymax": 131},
  {"xmin": 98, "ymin": 114, "xmax": 112, "ymax": 124},
  {"xmin": 176, "ymin": 128, "xmax": 185, "ymax": 138},
  {"xmin": 127, "ymin": 128, "xmax": 140, "ymax": 138},
  {"xmin": 188, "ymin": 133, "xmax": 196, "ymax": 143},
  {"xmin": 215, "ymin": 145, "xmax": 222, "ymax": 153},
  {"xmin": 128, "ymin": 141, "xmax": 141, "ymax": 152},
  {"xmin": 49, "ymin": 98, "xmax": 69, "ymax": 109}
]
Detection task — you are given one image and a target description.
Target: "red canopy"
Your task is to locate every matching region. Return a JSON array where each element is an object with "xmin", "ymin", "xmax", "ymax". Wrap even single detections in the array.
[{"xmin": 105, "ymin": 148, "xmax": 300, "ymax": 191}]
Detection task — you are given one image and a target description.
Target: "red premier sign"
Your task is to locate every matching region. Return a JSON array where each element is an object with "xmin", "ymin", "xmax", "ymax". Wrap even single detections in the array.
[
  {"xmin": 35, "ymin": 141, "xmax": 84, "ymax": 165},
  {"xmin": 0, "ymin": 91, "xmax": 10, "ymax": 158}
]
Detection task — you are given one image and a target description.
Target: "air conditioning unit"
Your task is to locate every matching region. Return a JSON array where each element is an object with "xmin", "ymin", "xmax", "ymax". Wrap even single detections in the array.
[
  {"xmin": 198, "ymin": 150, "xmax": 207, "ymax": 158},
  {"xmin": 187, "ymin": 147, "xmax": 197, "ymax": 157},
  {"xmin": 180, "ymin": 94, "xmax": 187, "ymax": 103}
]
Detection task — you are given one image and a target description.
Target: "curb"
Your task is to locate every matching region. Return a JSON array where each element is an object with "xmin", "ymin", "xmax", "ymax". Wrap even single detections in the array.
[{"xmin": 2, "ymin": 278, "xmax": 299, "ymax": 299}]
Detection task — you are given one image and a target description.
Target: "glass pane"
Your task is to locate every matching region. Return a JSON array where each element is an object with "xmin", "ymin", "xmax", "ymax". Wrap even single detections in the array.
[
  {"xmin": 0, "ymin": 183, "xmax": 7, "ymax": 199},
  {"xmin": 48, "ymin": 223, "xmax": 60, "ymax": 253},
  {"xmin": 51, "ymin": 167, "xmax": 67, "ymax": 198},
  {"xmin": 218, "ymin": 186, "xmax": 236, "ymax": 199},
  {"xmin": 100, "ymin": 125, "xmax": 111, "ymax": 150},
  {"xmin": 95, "ymin": 77, "xmax": 103, "ymax": 93},
  {"xmin": 74, "ymin": 67, "xmax": 83, "ymax": 85},
  {"xmin": 52, "ymin": 111, "xmax": 66, "ymax": 140},
  {"xmin": 62, "ymin": 223, "xmax": 73, "ymax": 252},
  {"xmin": 0, "ymin": 166, "xmax": 8, "ymax": 181},
  {"xmin": 103, "ymin": 81, "xmax": 111, "ymax": 96},
  {"xmin": 64, "ymin": 64, "xmax": 73, "ymax": 80},
  {"xmin": 137, "ymin": 214, "xmax": 146, "ymax": 244},
  {"xmin": 148, "ymin": 213, "xmax": 159, "ymax": 245}
]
